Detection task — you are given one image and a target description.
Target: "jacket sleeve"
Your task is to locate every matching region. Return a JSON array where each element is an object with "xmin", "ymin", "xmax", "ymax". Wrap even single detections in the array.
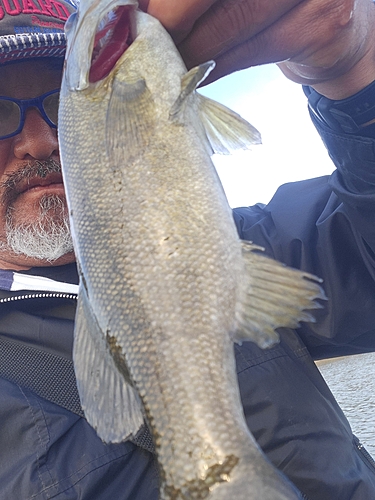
[{"xmin": 233, "ymin": 83, "xmax": 375, "ymax": 359}]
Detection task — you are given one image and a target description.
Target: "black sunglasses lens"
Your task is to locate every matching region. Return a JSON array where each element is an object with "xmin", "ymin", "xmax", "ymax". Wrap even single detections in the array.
[
  {"xmin": 0, "ymin": 99, "xmax": 21, "ymax": 137},
  {"xmin": 43, "ymin": 92, "xmax": 59, "ymax": 126}
]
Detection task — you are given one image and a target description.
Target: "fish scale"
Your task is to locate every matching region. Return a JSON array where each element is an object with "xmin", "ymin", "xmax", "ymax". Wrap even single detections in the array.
[{"xmin": 59, "ymin": 2, "xmax": 325, "ymax": 498}]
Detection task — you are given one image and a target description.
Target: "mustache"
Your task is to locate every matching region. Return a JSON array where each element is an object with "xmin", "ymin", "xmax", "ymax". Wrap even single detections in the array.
[{"xmin": 1, "ymin": 159, "xmax": 62, "ymax": 207}]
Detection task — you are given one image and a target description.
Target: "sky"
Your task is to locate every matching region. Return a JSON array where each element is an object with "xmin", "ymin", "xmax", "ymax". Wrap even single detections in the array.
[{"xmin": 199, "ymin": 64, "xmax": 335, "ymax": 208}]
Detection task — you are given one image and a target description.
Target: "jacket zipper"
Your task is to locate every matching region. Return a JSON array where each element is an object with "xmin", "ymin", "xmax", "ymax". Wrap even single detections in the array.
[
  {"xmin": 0, "ymin": 292, "xmax": 78, "ymax": 303},
  {"xmin": 353, "ymin": 435, "xmax": 375, "ymax": 470}
]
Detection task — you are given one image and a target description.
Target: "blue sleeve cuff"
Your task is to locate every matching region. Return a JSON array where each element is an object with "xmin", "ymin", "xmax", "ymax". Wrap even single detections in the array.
[
  {"xmin": 303, "ymin": 81, "xmax": 375, "ymax": 137},
  {"xmin": 302, "ymin": 85, "xmax": 375, "ymax": 207}
]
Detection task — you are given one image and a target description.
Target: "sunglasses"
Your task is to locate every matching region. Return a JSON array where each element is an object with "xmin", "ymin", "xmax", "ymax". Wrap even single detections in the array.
[{"xmin": 0, "ymin": 89, "xmax": 59, "ymax": 140}]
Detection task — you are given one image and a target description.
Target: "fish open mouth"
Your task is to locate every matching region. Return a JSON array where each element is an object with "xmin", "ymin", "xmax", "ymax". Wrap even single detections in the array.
[{"xmin": 89, "ymin": 5, "xmax": 133, "ymax": 83}]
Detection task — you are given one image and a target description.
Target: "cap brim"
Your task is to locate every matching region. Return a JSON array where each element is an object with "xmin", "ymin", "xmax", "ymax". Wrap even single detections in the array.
[{"xmin": 0, "ymin": 32, "xmax": 66, "ymax": 64}]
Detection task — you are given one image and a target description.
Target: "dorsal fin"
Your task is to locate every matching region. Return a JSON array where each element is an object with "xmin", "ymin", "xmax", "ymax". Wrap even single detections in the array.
[{"xmin": 74, "ymin": 284, "xmax": 144, "ymax": 443}]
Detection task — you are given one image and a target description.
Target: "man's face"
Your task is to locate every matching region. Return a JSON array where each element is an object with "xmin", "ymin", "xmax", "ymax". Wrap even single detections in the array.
[{"xmin": 0, "ymin": 59, "xmax": 74, "ymax": 270}]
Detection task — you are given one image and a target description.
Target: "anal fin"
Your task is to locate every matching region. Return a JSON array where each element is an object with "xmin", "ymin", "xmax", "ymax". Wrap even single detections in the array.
[{"xmin": 234, "ymin": 241, "xmax": 326, "ymax": 348}]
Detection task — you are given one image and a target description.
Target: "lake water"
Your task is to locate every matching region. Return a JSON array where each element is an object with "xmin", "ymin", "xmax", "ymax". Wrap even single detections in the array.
[{"xmin": 317, "ymin": 353, "xmax": 375, "ymax": 457}]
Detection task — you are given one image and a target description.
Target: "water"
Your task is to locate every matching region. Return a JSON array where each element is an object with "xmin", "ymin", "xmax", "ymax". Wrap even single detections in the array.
[{"xmin": 317, "ymin": 353, "xmax": 375, "ymax": 457}]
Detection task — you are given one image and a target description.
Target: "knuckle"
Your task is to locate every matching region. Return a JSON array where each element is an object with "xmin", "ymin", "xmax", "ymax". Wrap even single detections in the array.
[{"xmin": 319, "ymin": 0, "xmax": 356, "ymax": 31}]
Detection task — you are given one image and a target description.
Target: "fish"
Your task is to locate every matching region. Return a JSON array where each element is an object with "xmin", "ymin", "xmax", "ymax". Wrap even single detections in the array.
[{"xmin": 58, "ymin": 1, "xmax": 325, "ymax": 499}]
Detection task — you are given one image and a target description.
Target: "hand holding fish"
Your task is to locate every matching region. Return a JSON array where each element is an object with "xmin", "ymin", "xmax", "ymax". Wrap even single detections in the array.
[{"xmin": 139, "ymin": 0, "xmax": 375, "ymax": 98}]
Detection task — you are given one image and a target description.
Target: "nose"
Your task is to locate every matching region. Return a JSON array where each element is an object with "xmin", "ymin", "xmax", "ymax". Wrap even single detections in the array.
[{"xmin": 13, "ymin": 107, "xmax": 59, "ymax": 160}]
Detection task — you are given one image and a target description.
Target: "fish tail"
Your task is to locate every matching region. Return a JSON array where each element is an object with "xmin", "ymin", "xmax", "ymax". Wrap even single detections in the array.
[{"xmin": 206, "ymin": 456, "xmax": 302, "ymax": 500}]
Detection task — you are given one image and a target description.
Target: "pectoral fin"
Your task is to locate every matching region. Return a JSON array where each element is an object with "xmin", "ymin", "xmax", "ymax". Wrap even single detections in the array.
[
  {"xmin": 73, "ymin": 283, "xmax": 144, "ymax": 443},
  {"xmin": 106, "ymin": 77, "xmax": 155, "ymax": 165},
  {"xmin": 234, "ymin": 242, "xmax": 326, "ymax": 348}
]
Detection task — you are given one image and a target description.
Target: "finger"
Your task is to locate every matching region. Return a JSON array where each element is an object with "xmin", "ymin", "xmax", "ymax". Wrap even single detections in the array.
[
  {"xmin": 177, "ymin": 0, "xmax": 303, "ymax": 67},
  {"xmin": 145, "ymin": 0, "xmax": 219, "ymax": 43},
  {"xmin": 138, "ymin": 0, "xmax": 150, "ymax": 12},
  {"xmin": 179, "ymin": 0, "xmax": 360, "ymax": 84}
]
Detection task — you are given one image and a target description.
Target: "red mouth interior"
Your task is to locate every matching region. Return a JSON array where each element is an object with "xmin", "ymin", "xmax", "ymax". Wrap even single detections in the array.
[{"xmin": 89, "ymin": 5, "xmax": 133, "ymax": 84}]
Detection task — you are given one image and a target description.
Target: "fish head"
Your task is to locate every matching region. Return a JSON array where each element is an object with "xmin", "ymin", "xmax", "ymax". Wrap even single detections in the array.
[{"xmin": 63, "ymin": 0, "xmax": 139, "ymax": 91}]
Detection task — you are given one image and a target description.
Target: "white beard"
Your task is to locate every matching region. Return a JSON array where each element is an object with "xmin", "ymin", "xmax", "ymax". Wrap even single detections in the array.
[{"xmin": 4, "ymin": 194, "xmax": 74, "ymax": 262}]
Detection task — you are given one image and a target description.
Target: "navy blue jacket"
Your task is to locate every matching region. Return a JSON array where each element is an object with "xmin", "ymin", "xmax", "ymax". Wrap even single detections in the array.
[{"xmin": 1, "ymin": 87, "xmax": 375, "ymax": 499}]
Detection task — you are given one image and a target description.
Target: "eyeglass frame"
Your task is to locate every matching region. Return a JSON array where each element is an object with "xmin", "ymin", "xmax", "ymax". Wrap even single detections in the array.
[{"xmin": 0, "ymin": 89, "xmax": 59, "ymax": 140}]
